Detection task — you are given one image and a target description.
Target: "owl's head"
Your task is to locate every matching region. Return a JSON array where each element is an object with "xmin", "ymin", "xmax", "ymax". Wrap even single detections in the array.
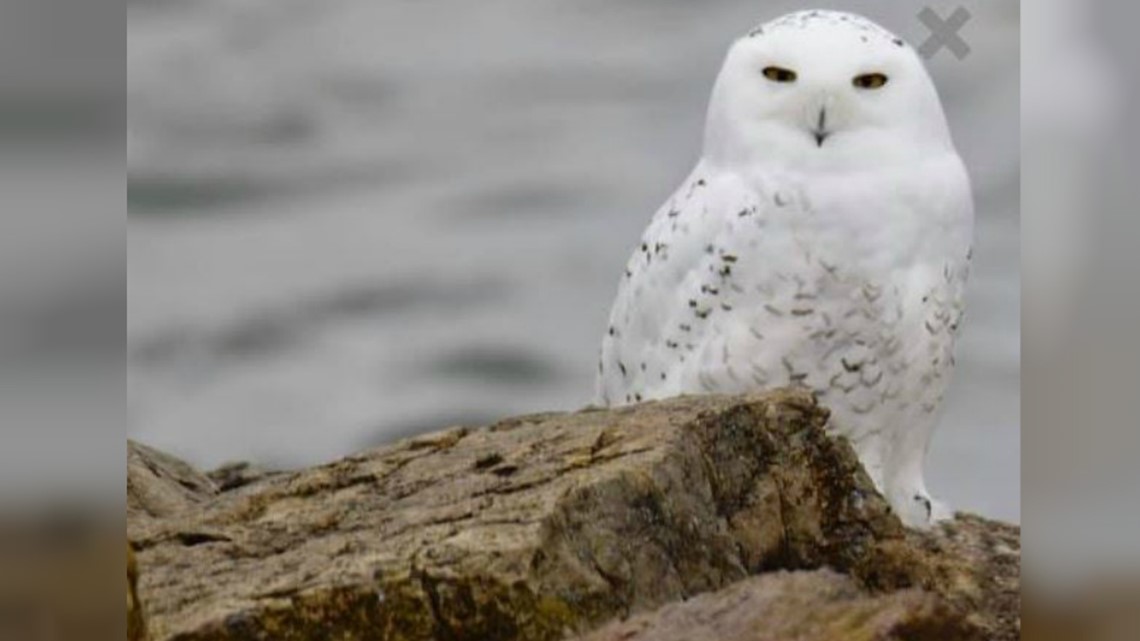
[{"xmin": 704, "ymin": 11, "xmax": 956, "ymax": 170}]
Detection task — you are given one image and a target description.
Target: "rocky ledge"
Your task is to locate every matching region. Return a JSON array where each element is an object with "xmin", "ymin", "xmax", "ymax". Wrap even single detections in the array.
[{"xmin": 127, "ymin": 389, "xmax": 1019, "ymax": 641}]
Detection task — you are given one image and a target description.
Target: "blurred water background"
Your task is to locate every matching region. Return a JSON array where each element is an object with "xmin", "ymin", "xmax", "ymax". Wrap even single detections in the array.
[{"xmin": 127, "ymin": 0, "xmax": 1019, "ymax": 522}]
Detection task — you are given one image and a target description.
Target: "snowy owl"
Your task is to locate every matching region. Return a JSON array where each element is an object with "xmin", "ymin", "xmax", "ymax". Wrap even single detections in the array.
[{"xmin": 595, "ymin": 10, "xmax": 973, "ymax": 527}]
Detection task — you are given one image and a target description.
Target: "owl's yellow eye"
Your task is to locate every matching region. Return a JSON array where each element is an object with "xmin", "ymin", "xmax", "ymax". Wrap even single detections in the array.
[
  {"xmin": 853, "ymin": 73, "xmax": 889, "ymax": 89},
  {"xmin": 762, "ymin": 66, "xmax": 797, "ymax": 83}
]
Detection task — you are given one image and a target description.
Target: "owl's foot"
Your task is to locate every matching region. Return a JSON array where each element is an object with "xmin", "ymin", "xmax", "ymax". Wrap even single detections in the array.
[
  {"xmin": 886, "ymin": 479, "xmax": 953, "ymax": 527},
  {"xmin": 901, "ymin": 491, "xmax": 953, "ymax": 528}
]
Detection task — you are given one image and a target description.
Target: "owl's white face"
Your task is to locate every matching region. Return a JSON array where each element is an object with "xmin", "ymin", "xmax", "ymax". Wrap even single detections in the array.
[{"xmin": 704, "ymin": 11, "xmax": 955, "ymax": 171}]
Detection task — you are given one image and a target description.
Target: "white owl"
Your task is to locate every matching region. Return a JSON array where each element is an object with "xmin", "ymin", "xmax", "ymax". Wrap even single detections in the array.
[{"xmin": 595, "ymin": 10, "xmax": 974, "ymax": 528}]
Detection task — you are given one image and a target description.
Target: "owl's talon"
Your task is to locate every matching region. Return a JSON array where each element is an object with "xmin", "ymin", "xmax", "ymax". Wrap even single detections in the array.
[{"xmin": 914, "ymin": 493, "xmax": 933, "ymax": 520}]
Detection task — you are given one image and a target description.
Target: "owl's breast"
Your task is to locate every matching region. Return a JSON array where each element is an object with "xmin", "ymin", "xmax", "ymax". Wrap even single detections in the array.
[{"xmin": 769, "ymin": 155, "xmax": 973, "ymax": 276}]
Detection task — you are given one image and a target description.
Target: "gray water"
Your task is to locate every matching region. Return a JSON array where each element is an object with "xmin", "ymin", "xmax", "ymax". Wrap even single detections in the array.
[{"xmin": 128, "ymin": 0, "xmax": 1019, "ymax": 522}]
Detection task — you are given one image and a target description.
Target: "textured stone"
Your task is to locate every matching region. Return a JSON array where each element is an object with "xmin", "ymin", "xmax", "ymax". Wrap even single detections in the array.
[
  {"xmin": 127, "ymin": 390, "xmax": 1018, "ymax": 641},
  {"xmin": 128, "ymin": 440, "xmax": 217, "ymax": 520},
  {"xmin": 129, "ymin": 542, "xmax": 148, "ymax": 641},
  {"xmin": 575, "ymin": 569, "xmax": 972, "ymax": 641}
]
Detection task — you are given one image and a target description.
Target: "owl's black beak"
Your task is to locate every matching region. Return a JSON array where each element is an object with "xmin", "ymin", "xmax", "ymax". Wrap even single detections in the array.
[{"xmin": 812, "ymin": 107, "xmax": 830, "ymax": 147}]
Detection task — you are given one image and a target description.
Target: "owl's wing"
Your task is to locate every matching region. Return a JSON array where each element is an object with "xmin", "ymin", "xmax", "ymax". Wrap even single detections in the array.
[{"xmin": 596, "ymin": 162, "xmax": 772, "ymax": 404}]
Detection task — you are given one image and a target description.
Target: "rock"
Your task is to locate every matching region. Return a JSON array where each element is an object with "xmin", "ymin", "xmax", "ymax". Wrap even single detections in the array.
[
  {"xmin": 574, "ymin": 569, "xmax": 972, "ymax": 641},
  {"xmin": 881, "ymin": 514, "xmax": 1021, "ymax": 641},
  {"xmin": 129, "ymin": 542, "xmax": 148, "ymax": 641},
  {"xmin": 206, "ymin": 461, "xmax": 281, "ymax": 493},
  {"xmin": 576, "ymin": 514, "xmax": 1021, "ymax": 641},
  {"xmin": 128, "ymin": 440, "xmax": 217, "ymax": 520},
  {"xmin": 127, "ymin": 390, "xmax": 1019, "ymax": 641}
]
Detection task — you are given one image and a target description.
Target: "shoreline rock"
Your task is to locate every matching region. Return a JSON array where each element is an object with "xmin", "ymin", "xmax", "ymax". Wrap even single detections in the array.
[
  {"xmin": 127, "ymin": 389, "xmax": 1019, "ymax": 640},
  {"xmin": 575, "ymin": 569, "xmax": 972, "ymax": 641}
]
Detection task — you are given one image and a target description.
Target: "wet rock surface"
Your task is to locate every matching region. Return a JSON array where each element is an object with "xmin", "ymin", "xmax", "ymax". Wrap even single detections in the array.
[{"xmin": 126, "ymin": 390, "xmax": 1018, "ymax": 640}]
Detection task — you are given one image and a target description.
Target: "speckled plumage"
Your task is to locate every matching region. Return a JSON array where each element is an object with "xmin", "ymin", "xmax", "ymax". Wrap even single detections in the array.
[{"xmin": 595, "ymin": 10, "xmax": 974, "ymax": 527}]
